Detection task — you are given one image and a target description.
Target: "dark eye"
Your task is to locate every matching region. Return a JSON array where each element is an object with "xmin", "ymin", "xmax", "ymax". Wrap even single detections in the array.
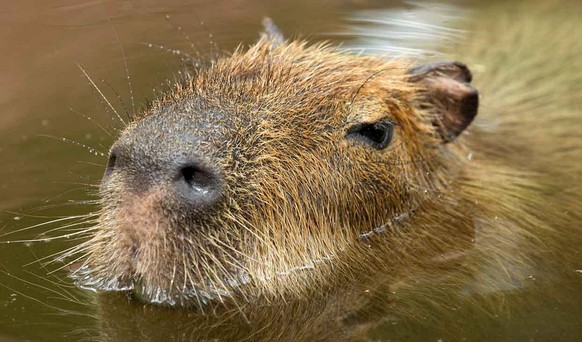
[{"xmin": 346, "ymin": 121, "xmax": 395, "ymax": 150}]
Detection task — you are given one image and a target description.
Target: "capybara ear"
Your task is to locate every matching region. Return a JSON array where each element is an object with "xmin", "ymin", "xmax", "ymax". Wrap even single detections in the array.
[
  {"xmin": 261, "ymin": 17, "xmax": 284, "ymax": 47},
  {"xmin": 408, "ymin": 62, "xmax": 479, "ymax": 143}
]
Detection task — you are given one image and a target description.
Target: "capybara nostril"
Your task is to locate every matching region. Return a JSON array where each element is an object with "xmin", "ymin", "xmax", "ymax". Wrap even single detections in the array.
[
  {"xmin": 174, "ymin": 160, "xmax": 222, "ymax": 209},
  {"xmin": 103, "ymin": 149, "xmax": 119, "ymax": 179},
  {"xmin": 103, "ymin": 144, "xmax": 129, "ymax": 180}
]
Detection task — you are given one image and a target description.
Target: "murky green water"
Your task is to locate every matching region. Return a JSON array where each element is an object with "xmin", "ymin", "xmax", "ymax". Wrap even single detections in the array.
[{"xmin": 1, "ymin": 0, "xmax": 581, "ymax": 341}]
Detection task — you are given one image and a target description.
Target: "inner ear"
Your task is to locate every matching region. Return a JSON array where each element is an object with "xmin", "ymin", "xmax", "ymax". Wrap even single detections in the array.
[{"xmin": 408, "ymin": 62, "xmax": 479, "ymax": 143}]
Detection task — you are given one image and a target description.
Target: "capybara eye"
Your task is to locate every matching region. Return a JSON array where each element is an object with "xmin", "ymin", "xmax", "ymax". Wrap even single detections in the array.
[{"xmin": 346, "ymin": 121, "xmax": 395, "ymax": 150}]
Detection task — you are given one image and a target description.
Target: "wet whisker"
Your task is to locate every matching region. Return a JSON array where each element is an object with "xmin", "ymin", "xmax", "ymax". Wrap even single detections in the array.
[
  {"xmin": 0, "ymin": 214, "xmax": 95, "ymax": 239},
  {"xmin": 109, "ymin": 21, "xmax": 137, "ymax": 119},
  {"xmin": 1, "ymin": 229, "xmax": 95, "ymax": 245},
  {"xmin": 142, "ymin": 42, "xmax": 198, "ymax": 65},
  {"xmin": 37, "ymin": 134, "xmax": 106, "ymax": 157},
  {"xmin": 76, "ymin": 63, "xmax": 126, "ymax": 127},
  {"xmin": 68, "ymin": 108, "xmax": 113, "ymax": 137},
  {"xmin": 101, "ymin": 78, "xmax": 132, "ymax": 123}
]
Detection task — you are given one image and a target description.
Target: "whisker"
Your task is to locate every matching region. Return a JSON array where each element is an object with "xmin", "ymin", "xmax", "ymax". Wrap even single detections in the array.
[
  {"xmin": 22, "ymin": 201, "xmax": 98, "ymax": 213},
  {"xmin": 68, "ymin": 107, "xmax": 113, "ymax": 137},
  {"xmin": 25, "ymin": 248, "xmax": 83, "ymax": 298},
  {"xmin": 46, "ymin": 246, "xmax": 96, "ymax": 275},
  {"xmin": 142, "ymin": 42, "xmax": 197, "ymax": 64},
  {"xmin": 5, "ymin": 211, "xmax": 75, "ymax": 220},
  {"xmin": 76, "ymin": 62, "xmax": 126, "ymax": 127},
  {"xmin": 110, "ymin": 21, "xmax": 137, "ymax": 119},
  {"xmin": 101, "ymin": 79, "xmax": 131, "ymax": 122},
  {"xmin": 37, "ymin": 134, "xmax": 106, "ymax": 157},
  {"xmin": 76, "ymin": 161, "xmax": 107, "ymax": 168},
  {"xmin": 0, "ymin": 278, "xmax": 75, "ymax": 314},
  {"xmin": 164, "ymin": 14, "xmax": 203, "ymax": 63},
  {"xmin": 35, "ymin": 219, "xmax": 99, "ymax": 239},
  {"xmin": 0, "ymin": 214, "xmax": 94, "ymax": 239},
  {"xmin": 2, "ymin": 268, "xmax": 79, "ymax": 304},
  {"xmin": 350, "ymin": 68, "xmax": 393, "ymax": 106},
  {"xmin": 50, "ymin": 181, "xmax": 100, "ymax": 188},
  {"xmin": 1, "ymin": 229, "xmax": 95, "ymax": 245},
  {"xmin": 198, "ymin": 19, "xmax": 220, "ymax": 58},
  {"xmin": 27, "ymin": 239, "xmax": 93, "ymax": 268},
  {"xmin": 48, "ymin": 251, "xmax": 93, "ymax": 275},
  {"xmin": 40, "ymin": 186, "xmax": 96, "ymax": 204}
]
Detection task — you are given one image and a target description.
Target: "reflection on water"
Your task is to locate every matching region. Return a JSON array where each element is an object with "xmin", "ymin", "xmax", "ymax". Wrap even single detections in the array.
[
  {"xmin": 339, "ymin": 1, "xmax": 467, "ymax": 58},
  {"xmin": 1, "ymin": 0, "xmax": 581, "ymax": 341}
]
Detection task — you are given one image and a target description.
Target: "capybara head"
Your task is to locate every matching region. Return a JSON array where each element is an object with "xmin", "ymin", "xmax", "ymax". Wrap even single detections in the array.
[{"xmin": 74, "ymin": 24, "xmax": 479, "ymax": 307}]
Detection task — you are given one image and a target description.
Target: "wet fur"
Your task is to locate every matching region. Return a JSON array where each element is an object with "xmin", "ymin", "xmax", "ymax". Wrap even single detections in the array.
[{"xmin": 73, "ymin": 0, "xmax": 581, "ymax": 320}]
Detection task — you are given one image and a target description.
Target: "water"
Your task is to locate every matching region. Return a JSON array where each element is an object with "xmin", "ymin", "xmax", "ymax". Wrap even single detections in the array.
[{"xmin": 1, "ymin": 0, "xmax": 581, "ymax": 341}]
